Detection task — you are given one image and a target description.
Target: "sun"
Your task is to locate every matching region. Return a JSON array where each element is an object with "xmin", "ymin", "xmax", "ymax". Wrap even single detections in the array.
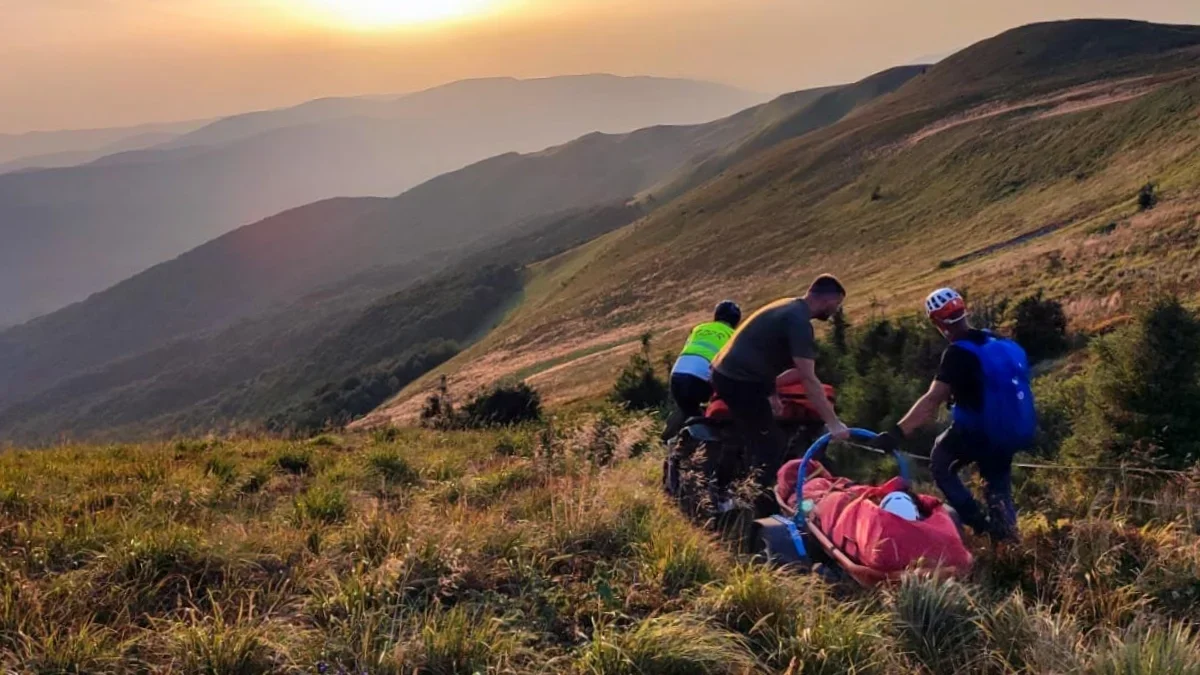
[{"xmin": 300, "ymin": 0, "xmax": 499, "ymax": 29}]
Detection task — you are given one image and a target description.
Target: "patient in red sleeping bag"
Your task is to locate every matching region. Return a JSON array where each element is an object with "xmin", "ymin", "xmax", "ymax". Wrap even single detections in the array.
[{"xmin": 775, "ymin": 459, "xmax": 972, "ymax": 577}]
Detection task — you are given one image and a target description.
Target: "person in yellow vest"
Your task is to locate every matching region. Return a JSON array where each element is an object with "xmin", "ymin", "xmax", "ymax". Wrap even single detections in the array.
[{"xmin": 661, "ymin": 301, "xmax": 742, "ymax": 443}]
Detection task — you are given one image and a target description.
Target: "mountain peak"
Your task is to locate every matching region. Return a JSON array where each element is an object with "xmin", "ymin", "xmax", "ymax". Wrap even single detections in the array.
[{"xmin": 915, "ymin": 19, "xmax": 1200, "ymax": 97}]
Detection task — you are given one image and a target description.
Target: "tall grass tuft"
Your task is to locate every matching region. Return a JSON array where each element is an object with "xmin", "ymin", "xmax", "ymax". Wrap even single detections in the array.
[
  {"xmin": 419, "ymin": 605, "xmax": 519, "ymax": 675},
  {"xmin": 890, "ymin": 572, "xmax": 983, "ymax": 675},
  {"xmin": 273, "ymin": 448, "xmax": 314, "ymax": 475},
  {"xmin": 700, "ymin": 563, "xmax": 806, "ymax": 635},
  {"xmin": 294, "ymin": 485, "xmax": 350, "ymax": 524},
  {"xmin": 1091, "ymin": 622, "xmax": 1200, "ymax": 675},
  {"xmin": 980, "ymin": 591, "xmax": 1084, "ymax": 674},
  {"xmin": 9, "ymin": 620, "xmax": 125, "ymax": 673},
  {"xmin": 205, "ymin": 454, "xmax": 239, "ymax": 486},
  {"xmin": 784, "ymin": 599, "xmax": 890, "ymax": 675},
  {"xmin": 165, "ymin": 602, "xmax": 282, "ymax": 674},
  {"xmin": 638, "ymin": 518, "xmax": 723, "ymax": 595},
  {"xmin": 368, "ymin": 450, "xmax": 421, "ymax": 486},
  {"xmin": 578, "ymin": 613, "xmax": 756, "ymax": 675},
  {"xmin": 309, "ymin": 567, "xmax": 407, "ymax": 671}
]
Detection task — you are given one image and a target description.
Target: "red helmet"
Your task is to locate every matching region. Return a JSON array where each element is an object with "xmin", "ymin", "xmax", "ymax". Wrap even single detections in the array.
[{"xmin": 925, "ymin": 288, "xmax": 967, "ymax": 325}]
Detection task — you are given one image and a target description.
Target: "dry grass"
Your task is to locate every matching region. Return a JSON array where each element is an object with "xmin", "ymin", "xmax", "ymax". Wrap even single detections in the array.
[{"xmin": 0, "ymin": 412, "xmax": 1196, "ymax": 672}]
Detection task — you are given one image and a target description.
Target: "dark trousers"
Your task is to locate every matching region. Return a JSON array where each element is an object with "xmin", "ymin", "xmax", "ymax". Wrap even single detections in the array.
[
  {"xmin": 711, "ymin": 371, "xmax": 785, "ymax": 513},
  {"xmin": 930, "ymin": 424, "xmax": 1017, "ymax": 538},
  {"xmin": 662, "ymin": 373, "xmax": 713, "ymax": 442}
]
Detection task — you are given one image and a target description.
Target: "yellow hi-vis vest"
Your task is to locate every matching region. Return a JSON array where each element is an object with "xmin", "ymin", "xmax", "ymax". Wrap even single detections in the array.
[{"xmin": 679, "ymin": 321, "xmax": 734, "ymax": 362}]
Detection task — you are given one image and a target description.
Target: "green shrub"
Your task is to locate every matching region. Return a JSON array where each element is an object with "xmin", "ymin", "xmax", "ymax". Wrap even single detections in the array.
[
  {"xmin": 268, "ymin": 340, "xmax": 460, "ymax": 434},
  {"xmin": 420, "ymin": 375, "xmax": 457, "ymax": 430},
  {"xmin": 1011, "ymin": 291, "xmax": 1069, "ymax": 364},
  {"xmin": 1031, "ymin": 371, "xmax": 1086, "ymax": 457},
  {"xmin": 1137, "ymin": 182, "xmax": 1157, "ymax": 211},
  {"xmin": 460, "ymin": 382, "xmax": 542, "ymax": 428},
  {"xmin": 1066, "ymin": 296, "xmax": 1200, "ymax": 469},
  {"xmin": 611, "ymin": 333, "xmax": 669, "ymax": 411},
  {"xmin": 839, "ymin": 355, "xmax": 926, "ymax": 432}
]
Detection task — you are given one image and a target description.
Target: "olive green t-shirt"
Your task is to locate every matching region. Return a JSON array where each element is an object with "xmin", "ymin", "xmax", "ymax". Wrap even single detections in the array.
[{"xmin": 712, "ymin": 298, "xmax": 815, "ymax": 384}]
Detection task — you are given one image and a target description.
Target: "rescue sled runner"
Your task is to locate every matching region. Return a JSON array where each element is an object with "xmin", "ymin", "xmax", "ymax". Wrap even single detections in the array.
[{"xmin": 754, "ymin": 429, "xmax": 973, "ymax": 587}]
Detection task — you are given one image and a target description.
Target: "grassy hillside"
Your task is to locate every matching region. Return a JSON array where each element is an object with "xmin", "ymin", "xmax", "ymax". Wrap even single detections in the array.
[
  {"xmin": 0, "ymin": 75, "xmax": 765, "ymax": 326},
  {"xmin": 1, "ymin": 414, "xmax": 1196, "ymax": 672},
  {"xmin": 0, "ymin": 76, "xmax": 907, "ymax": 442},
  {"xmin": 0, "ymin": 205, "xmax": 641, "ymax": 443},
  {"xmin": 364, "ymin": 19, "xmax": 1200, "ymax": 422}
]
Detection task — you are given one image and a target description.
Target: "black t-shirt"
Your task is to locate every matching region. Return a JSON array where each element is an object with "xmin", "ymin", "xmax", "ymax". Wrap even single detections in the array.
[
  {"xmin": 712, "ymin": 298, "xmax": 815, "ymax": 384},
  {"xmin": 935, "ymin": 329, "xmax": 988, "ymax": 412}
]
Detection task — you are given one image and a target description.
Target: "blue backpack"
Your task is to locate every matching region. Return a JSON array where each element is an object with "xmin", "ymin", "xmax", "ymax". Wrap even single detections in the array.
[{"xmin": 950, "ymin": 333, "xmax": 1036, "ymax": 452}]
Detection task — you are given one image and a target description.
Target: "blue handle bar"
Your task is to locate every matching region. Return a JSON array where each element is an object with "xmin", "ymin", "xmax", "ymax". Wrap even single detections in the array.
[{"xmin": 792, "ymin": 428, "xmax": 911, "ymax": 530}]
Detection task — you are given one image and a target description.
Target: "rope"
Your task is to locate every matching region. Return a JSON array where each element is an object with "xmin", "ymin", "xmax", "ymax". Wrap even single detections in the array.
[{"xmin": 840, "ymin": 441, "xmax": 1191, "ymax": 477}]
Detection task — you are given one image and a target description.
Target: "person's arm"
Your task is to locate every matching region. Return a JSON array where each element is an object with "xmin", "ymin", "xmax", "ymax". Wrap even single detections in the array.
[
  {"xmin": 776, "ymin": 368, "xmax": 805, "ymax": 388},
  {"xmin": 790, "ymin": 357, "xmax": 848, "ymax": 439},
  {"xmin": 895, "ymin": 380, "xmax": 952, "ymax": 437}
]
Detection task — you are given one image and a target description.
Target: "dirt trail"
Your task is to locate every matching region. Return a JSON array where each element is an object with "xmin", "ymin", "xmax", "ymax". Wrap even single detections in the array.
[
  {"xmin": 938, "ymin": 218, "xmax": 1077, "ymax": 269},
  {"xmin": 903, "ymin": 75, "xmax": 1163, "ymax": 147}
]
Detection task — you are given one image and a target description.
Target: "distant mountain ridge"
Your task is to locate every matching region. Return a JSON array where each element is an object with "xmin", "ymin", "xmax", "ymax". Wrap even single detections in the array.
[
  {"xmin": 0, "ymin": 74, "xmax": 766, "ymax": 326},
  {"xmin": 0, "ymin": 72, "xmax": 911, "ymax": 441},
  {"xmin": 0, "ymin": 118, "xmax": 208, "ymax": 167}
]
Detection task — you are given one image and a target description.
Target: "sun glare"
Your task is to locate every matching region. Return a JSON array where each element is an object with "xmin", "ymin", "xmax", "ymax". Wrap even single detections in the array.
[{"xmin": 301, "ymin": 0, "xmax": 499, "ymax": 29}]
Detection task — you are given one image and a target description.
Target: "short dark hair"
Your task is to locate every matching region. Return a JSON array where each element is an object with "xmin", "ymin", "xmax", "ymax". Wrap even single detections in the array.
[{"xmin": 808, "ymin": 274, "xmax": 846, "ymax": 297}]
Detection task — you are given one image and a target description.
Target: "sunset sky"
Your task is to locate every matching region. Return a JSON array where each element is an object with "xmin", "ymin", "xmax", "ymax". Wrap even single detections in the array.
[{"xmin": 4, "ymin": 0, "xmax": 1200, "ymax": 133}]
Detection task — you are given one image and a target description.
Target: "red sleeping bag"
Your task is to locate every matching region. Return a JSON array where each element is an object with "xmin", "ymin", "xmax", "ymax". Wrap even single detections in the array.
[{"xmin": 775, "ymin": 459, "xmax": 972, "ymax": 584}]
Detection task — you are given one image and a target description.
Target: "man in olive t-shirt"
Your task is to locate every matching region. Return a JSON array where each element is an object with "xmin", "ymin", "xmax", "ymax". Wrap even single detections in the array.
[{"xmin": 710, "ymin": 275, "xmax": 849, "ymax": 514}]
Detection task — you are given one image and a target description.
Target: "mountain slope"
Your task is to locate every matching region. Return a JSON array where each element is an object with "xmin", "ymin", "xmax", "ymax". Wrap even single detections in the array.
[
  {"xmin": 0, "ymin": 75, "xmax": 766, "ymax": 326},
  {"xmin": 0, "ymin": 73, "xmax": 916, "ymax": 442},
  {"xmin": 358, "ymin": 19, "xmax": 1200, "ymax": 425},
  {"xmin": 164, "ymin": 76, "xmax": 761, "ymax": 151},
  {"xmin": 0, "ymin": 119, "xmax": 206, "ymax": 166}
]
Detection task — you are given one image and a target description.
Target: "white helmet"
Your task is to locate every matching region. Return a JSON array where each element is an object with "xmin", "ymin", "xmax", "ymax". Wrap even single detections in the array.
[
  {"xmin": 925, "ymin": 288, "xmax": 967, "ymax": 324},
  {"xmin": 880, "ymin": 491, "xmax": 920, "ymax": 521}
]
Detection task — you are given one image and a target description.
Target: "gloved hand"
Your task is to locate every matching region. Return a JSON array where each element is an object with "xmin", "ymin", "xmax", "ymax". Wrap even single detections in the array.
[
  {"xmin": 827, "ymin": 420, "xmax": 851, "ymax": 441},
  {"xmin": 870, "ymin": 426, "xmax": 903, "ymax": 452}
]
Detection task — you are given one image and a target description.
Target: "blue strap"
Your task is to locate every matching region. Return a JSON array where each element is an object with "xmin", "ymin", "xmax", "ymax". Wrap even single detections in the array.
[{"xmin": 771, "ymin": 514, "xmax": 807, "ymax": 558}]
